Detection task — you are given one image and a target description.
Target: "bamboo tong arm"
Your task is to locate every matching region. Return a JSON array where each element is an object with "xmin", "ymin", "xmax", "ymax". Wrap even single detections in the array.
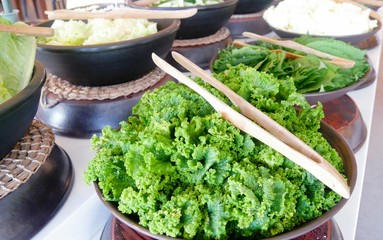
[
  {"xmin": 0, "ymin": 24, "xmax": 54, "ymax": 37},
  {"xmin": 45, "ymin": 8, "xmax": 197, "ymax": 20},
  {"xmin": 152, "ymin": 52, "xmax": 350, "ymax": 199},
  {"xmin": 242, "ymin": 32, "xmax": 356, "ymax": 68}
]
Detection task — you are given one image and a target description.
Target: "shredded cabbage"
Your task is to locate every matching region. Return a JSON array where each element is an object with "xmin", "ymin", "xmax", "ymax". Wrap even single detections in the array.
[{"xmin": 37, "ymin": 19, "xmax": 158, "ymax": 46}]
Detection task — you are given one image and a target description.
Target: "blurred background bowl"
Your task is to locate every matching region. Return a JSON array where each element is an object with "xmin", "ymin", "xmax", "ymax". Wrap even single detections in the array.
[
  {"xmin": 268, "ymin": 20, "xmax": 381, "ymax": 46},
  {"xmin": 234, "ymin": 0, "xmax": 273, "ymax": 14},
  {"xmin": 94, "ymin": 121, "xmax": 356, "ymax": 240},
  {"xmin": 127, "ymin": 0, "xmax": 238, "ymax": 39},
  {"xmin": 36, "ymin": 19, "xmax": 180, "ymax": 86},
  {"xmin": 0, "ymin": 61, "xmax": 46, "ymax": 160}
]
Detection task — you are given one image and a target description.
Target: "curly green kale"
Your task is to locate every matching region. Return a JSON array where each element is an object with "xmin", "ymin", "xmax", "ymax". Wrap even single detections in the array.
[{"xmin": 84, "ymin": 66, "xmax": 345, "ymax": 239}]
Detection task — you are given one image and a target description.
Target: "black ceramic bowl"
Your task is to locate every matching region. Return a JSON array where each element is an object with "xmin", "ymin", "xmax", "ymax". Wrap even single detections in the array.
[
  {"xmin": 267, "ymin": 18, "xmax": 382, "ymax": 46},
  {"xmin": 94, "ymin": 121, "xmax": 356, "ymax": 240},
  {"xmin": 36, "ymin": 19, "xmax": 180, "ymax": 86},
  {"xmin": 234, "ymin": 0, "xmax": 273, "ymax": 14},
  {"xmin": 127, "ymin": 0, "xmax": 238, "ymax": 39},
  {"xmin": 0, "ymin": 143, "xmax": 73, "ymax": 240},
  {"xmin": 0, "ymin": 61, "xmax": 46, "ymax": 160}
]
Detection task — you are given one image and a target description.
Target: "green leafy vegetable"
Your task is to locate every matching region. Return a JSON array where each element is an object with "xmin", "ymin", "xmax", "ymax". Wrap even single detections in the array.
[
  {"xmin": 84, "ymin": 66, "xmax": 345, "ymax": 239},
  {"xmin": 0, "ymin": 17, "xmax": 36, "ymax": 104},
  {"xmin": 212, "ymin": 36, "xmax": 370, "ymax": 94}
]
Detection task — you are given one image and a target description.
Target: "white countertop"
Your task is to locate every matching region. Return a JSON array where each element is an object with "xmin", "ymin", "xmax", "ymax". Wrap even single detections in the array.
[{"xmin": 31, "ymin": 7, "xmax": 383, "ymax": 239}]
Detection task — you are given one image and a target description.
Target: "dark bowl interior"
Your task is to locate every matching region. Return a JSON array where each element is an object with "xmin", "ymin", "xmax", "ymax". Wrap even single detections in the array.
[
  {"xmin": 267, "ymin": 18, "xmax": 382, "ymax": 46},
  {"xmin": 0, "ymin": 61, "xmax": 46, "ymax": 160},
  {"xmin": 234, "ymin": 0, "xmax": 273, "ymax": 14},
  {"xmin": 127, "ymin": 0, "xmax": 238, "ymax": 39},
  {"xmin": 94, "ymin": 121, "xmax": 356, "ymax": 240},
  {"xmin": 36, "ymin": 19, "xmax": 180, "ymax": 86}
]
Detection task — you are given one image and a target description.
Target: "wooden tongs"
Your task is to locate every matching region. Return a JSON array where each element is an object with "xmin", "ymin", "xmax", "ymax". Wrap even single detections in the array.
[
  {"xmin": 152, "ymin": 51, "xmax": 350, "ymax": 199},
  {"xmin": 242, "ymin": 32, "xmax": 356, "ymax": 69},
  {"xmin": 0, "ymin": 24, "xmax": 54, "ymax": 37},
  {"xmin": 45, "ymin": 8, "xmax": 198, "ymax": 20}
]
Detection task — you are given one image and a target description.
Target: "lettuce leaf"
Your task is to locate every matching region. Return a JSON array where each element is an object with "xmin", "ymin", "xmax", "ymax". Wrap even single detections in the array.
[{"xmin": 0, "ymin": 17, "xmax": 36, "ymax": 104}]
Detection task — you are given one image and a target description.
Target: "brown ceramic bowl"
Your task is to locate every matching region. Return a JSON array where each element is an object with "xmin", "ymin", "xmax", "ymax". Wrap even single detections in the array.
[
  {"xmin": 0, "ymin": 61, "xmax": 46, "ymax": 159},
  {"xmin": 94, "ymin": 121, "xmax": 356, "ymax": 239},
  {"xmin": 36, "ymin": 19, "xmax": 180, "ymax": 86},
  {"xmin": 127, "ymin": 0, "xmax": 238, "ymax": 39}
]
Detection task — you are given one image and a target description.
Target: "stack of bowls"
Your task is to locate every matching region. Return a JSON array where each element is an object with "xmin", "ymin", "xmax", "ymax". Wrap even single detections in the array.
[{"xmin": 35, "ymin": 16, "xmax": 180, "ymax": 137}]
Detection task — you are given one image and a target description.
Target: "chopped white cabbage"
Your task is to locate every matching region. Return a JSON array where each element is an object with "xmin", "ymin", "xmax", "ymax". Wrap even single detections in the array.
[
  {"xmin": 263, "ymin": 0, "xmax": 378, "ymax": 36},
  {"xmin": 38, "ymin": 19, "xmax": 158, "ymax": 46}
]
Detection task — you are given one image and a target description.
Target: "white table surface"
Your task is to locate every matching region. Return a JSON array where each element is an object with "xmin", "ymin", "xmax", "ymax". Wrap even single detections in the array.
[{"xmin": 31, "ymin": 7, "xmax": 383, "ymax": 240}]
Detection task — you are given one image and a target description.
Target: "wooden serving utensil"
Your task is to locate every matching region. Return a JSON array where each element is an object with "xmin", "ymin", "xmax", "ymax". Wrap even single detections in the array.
[
  {"xmin": 152, "ymin": 52, "xmax": 350, "ymax": 199},
  {"xmin": 232, "ymin": 40, "xmax": 355, "ymax": 68},
  {"xmin": 242, "ymin": 32, "xmax": 356, "ymax": 68},
  {"xmin": 0, "ymin": 24, "xmax": 54, "ymax": 37},
  {"xmin": 45, "ymin": 8, "xmax": 198, "ymax": 20},
  {"xmin": 334, "ymin": 0, "xmax": 382, "ymax": 21}
]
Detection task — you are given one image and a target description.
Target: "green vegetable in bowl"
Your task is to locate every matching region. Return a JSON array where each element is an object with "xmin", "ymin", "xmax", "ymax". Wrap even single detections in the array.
[
  {"xmin": 84, "ymin": 66, "xmax": 345, "ymax": 239},
  {"xmin": 0, "ymin": 17, "xmax": 36, "ymax": 104},
  {"xmin": 212, "ymin": 36, "xmax": 370, "ymax": 94}
]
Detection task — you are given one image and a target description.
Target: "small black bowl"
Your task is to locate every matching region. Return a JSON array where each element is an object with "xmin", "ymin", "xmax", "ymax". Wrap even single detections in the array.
[
  {"xmin": 267, "ymin": 18, "xmax": 382, "ymax": 46},
  {"xmin": 127, "ymin": 0, "xmax": 238, "ymax": 39},
  {"xmin": 94, "ymin": 121, "xmax": 356, "ymax": 240},
  {"xmin": 0, "ymin": 61, "xmax": 46, "ymax": 159},
  {"xmin": 36, "ymin": 19, "xmax": 180, "ymax": 86},
  {"xmin": 234, "ymin": 0, "xmax": 273, "ymax": 14}
]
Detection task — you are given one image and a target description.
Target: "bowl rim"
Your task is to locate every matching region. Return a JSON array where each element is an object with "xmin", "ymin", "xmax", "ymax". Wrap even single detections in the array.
[
  {"xmin": 127, "ymin": 0, "xmax": 239, "ymax": 11},
  {"xmin": 36, "ymin": 18, "xmax": 181, "ymax": 51},
  {"xmin": 93, "ymin": 121, "xmax": 357, "ymax": 240},
  {"xmin": 0, "ymin": 61, "xmax": 46, "ymax": 117}
]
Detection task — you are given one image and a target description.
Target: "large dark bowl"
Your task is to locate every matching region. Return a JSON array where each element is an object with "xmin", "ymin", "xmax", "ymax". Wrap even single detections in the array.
[
  {"xmin": 267, "ymin": 18, "xmax": 382, "ymax": 46},
  {"xmin": 127, "ymin": 0, "xmax": 238, "ymax": 39},
  {"xmin": 0, "ymin": 143, "xmax": 73, "ymax": 240},
  {"xmin": 234, "ymin": 0, "xmax": 273, "ymax": 14},
  {"xmin": 94, "ymin": 121, "xmax": 356, "ymax": 240},
  {"xmin": 36, "ymin": 19, "xmax": 180, "ymax": 86},
  {"xmin": 0, "ymin": 61, "xmax": 46, "ymax": 160}
]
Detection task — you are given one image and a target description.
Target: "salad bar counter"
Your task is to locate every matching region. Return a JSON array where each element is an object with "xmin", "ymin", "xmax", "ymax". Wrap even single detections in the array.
[{"xmin": 30, "ymin": 28, "xmax": 383, "ymax": 240}]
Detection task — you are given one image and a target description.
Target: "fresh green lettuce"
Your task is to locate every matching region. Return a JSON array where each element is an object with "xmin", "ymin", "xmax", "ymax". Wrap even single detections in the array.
[
  {"xmin": 0, "ymin": 17, "xmax": 36, "ymax": 104},
  {"xmin": 84, "ymin": 66, "xmax": 345, "ymax": 239},
  {"xmin": 212, "ymin": 37, "xmax": 370, "ymax": 94}
]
